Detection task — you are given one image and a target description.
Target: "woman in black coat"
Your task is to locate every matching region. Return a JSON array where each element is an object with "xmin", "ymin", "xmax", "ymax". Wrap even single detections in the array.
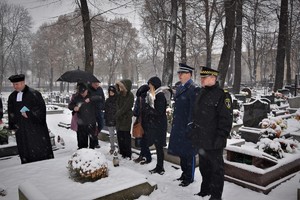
[
  {"xmin": 144, "ymin": 76, "xmax": 167, "ymax": 175},
  {"xmin": 133, "ymin": 84, "xmax": 151, "ymax": 164}
]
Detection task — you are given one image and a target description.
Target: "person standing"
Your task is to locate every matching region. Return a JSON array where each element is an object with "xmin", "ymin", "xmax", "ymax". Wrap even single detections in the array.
[
  {"xmin": 168, "ymin": 63, "xmax": 197, "ymax": 187},
  {"xmin": 145, "ymin": 77, "xmax": 168, "ymax": 175},
  {"xmin": 88, "ymin": 81, "xmax": 105, "ymax": 148},
  {"xmin": 104, "ymin": 85, "xmax": 118, "ymax": 154},
  {"xmin": 115, "ymin": 79, "xmax": 134, "ymax": 159},
  {"xmin": 189, "ymin": 67, "xmax": 233, "ymax": 200},
  {"xmin": 68, "ymin": 83, "xmax": 97, "ymax": 149},
  {"xmin": 133, "ymin": 84, "xmax": 151, "ymax": 164},
  {"xmin": 7, "ymin": 74, "xmax": 54, "ymax": 164}
]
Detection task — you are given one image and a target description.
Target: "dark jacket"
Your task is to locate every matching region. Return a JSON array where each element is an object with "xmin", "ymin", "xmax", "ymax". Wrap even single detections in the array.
[
  {"xmin": 104, "ymin": 95, "xmax": 117, "ymax": 127},
  {"xmin": 168, "ymin": 79, "xmax": 197, "ymax": 157},
  {"xmin": 0, "ymin": 98, "xmax": 3, "ymax": 120},
  {"xmin": 8, "ymin": 85, "xmax": 54, "ymax": 164},
  {"xmin": 115, "ymin": 79, "xmax": 134, "ymax": 131},
  {"xmin": 68, "ymin": 93, "xmax": 97, "ymax": 125},
  {"xmin": 188, "ymin": 82, "xmax": 233, "ymax": 150},
  {"xmin": 88, "ymin": 85, "xmax": 105, "ymax": 111},
  {"xmin": 143, "ymin": 88, "xmax": 167, "ymax": 147}
]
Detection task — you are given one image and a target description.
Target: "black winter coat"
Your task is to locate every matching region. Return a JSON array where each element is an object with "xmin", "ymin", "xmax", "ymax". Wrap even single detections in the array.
[
  {"xmin": 68, "ymin": 93, "xmax": 97, "ymax": 125},
  {"xmin": 188, "ymin": 83, "xmax": 233, "ymax": 150},
  {"xmin": 104, "ymin": 95, "xmax": 117, "ymax": 127},
  {"xmin": 88, "ymin": 85, "xmax": 105, "ymax": 111},
  {"xmin": 143, "ymin": 90, "xmax": 167, "ymax": 147}
]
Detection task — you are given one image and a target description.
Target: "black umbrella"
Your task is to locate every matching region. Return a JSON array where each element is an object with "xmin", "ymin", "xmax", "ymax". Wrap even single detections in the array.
[{"xmin": 57, "ymin": 69, "xmax": 100, "ymax": 83}]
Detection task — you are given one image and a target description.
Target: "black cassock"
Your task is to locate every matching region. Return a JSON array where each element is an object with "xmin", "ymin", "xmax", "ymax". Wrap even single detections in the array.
[{"xmin": 8, "ymin": 85, "xmax": 54, "ymax": 164}]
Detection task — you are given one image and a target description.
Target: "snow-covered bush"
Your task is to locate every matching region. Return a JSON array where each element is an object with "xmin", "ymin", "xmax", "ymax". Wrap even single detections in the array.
[{"xmin": 67, "ymin": 148, "xmax": 108, "ymax": 182}]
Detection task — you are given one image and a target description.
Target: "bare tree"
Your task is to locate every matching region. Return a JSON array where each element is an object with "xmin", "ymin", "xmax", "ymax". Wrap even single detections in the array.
[
  {"xmin": 76, "ymin": 0, "xmax": 94, "ymax": 73},
  {"xmin": 0, "ymin": 1, "xmax": 32, "ymax": 92},
  {"xmin": 162, "ymin": 0, "xmax": 178, "ymax": 86}
]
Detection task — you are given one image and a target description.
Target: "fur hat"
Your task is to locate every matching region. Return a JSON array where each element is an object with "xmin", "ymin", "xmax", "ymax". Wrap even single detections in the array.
[{"xmin": 148, "ymin": 76, "xmax": 161, "ymax": 90}]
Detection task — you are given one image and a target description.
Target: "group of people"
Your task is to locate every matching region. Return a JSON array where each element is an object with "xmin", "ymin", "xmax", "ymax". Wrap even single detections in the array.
[
  {"xmin": 132, "ymin": 63, "xmax": 233, "ymax": 200},
  {"xmin": 5, "ymin": 62, "xmax": 232, "ymax": 200}
]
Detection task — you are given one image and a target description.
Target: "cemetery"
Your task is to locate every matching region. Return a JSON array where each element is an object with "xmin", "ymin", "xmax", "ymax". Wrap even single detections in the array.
[
  {"xmin": 225, "ymin": 86, "xmax": 300, "ymax": 195},
  {"xmin": 0, "ymin": 86, "xmax": 300, "ymax": 199}
]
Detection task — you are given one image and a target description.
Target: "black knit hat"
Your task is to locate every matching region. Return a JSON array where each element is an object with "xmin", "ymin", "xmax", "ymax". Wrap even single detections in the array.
[
  {"xmin": 77, "ymin": 83, "xmax": 88, "ymax": 94},
  {"xmin": 136, "ymin": 84, "xmax": 149, "ymax": 97},
  {"xmin": 108, "ymin": 85, "xmax": 117, "ymax": 94},
  {"xmin": 148, "ymin": 76, "xmax": 161, "ymax": 90}
]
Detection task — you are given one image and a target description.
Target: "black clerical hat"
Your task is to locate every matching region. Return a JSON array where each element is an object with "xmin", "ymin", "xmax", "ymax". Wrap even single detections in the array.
[{"xmin": 8, "ymin": 74, "xmax": 25, "ymax": 83}]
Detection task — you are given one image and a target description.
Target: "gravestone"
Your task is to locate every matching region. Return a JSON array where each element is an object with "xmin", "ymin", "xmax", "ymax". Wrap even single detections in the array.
[
  {"xmin": 243, "ymin": 99, "xmax": 269, "ymax": 127},
  {"xmin": 235, "ymin": 94, "xmax": 247, "ymax": 103},
  {"xmin": 278, "ymin": 88, "xmax": 290, "ymax": 96},
  {"xmin": 288, "ymin": 96, "xmax": 300, "ymax": 108},
  {"xmin": 261, "ymin": 94, "xmax": 275, "ymax": 104}
]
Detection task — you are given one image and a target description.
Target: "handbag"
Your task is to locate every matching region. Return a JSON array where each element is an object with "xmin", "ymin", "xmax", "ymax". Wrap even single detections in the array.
[{"xmin": 132, "ymin": 98, "xmax": 144, "ymax": 138}]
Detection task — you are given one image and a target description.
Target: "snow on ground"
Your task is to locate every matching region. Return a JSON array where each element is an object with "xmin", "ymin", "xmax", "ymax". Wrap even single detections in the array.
[{"xmin": 0, "ymin": 107, "xmax": 299, "ymax": 200}]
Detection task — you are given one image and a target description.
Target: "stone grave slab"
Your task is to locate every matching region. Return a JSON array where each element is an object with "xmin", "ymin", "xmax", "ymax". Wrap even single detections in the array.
[
  {"xmin": 0, "ymin": 156, "xmax": 157, "ymax": 200},
  {"xmin": 288, "ymin": 96, "xmax": 300, "ymax": 108},
  {"xmin": 224, "ymin": 145, "xmax": 300, "ymax": 194}
]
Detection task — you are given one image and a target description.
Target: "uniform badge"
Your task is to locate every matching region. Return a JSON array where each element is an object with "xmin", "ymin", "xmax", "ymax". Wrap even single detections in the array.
[{"xmin": 225, "ymin": 98, "xmax": 231, "ymax": 110}]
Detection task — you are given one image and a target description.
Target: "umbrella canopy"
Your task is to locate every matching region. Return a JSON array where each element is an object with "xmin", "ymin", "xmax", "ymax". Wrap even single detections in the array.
[{"xmin": 57, "ymin": 69, "xmax": 100, "ymax": 83}]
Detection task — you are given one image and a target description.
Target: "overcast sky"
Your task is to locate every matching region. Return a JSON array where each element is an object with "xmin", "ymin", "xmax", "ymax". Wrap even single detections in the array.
[{"xmin": 9, "ymin": 0, "xmax": 142, "ymax": 32}]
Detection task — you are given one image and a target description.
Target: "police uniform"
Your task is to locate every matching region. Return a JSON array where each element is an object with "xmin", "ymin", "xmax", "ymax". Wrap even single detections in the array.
[
  {"xmin": 168, "ymin": 63, "xmax": 197, "ymax": 187},
  {"xmin": 189, "ymin": 67, "xmax": 233, "ymax": 200}
]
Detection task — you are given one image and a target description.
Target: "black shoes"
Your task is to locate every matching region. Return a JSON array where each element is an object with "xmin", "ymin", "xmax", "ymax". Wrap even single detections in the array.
[
  {"xmin": 179, "ymin": 180, "xmax": 193, "ymax": 187},
  {"xmin": 133, "ymin": 156, "xmax": 145, "ymax": 163},
  {"xmin": 140, "ymin": 160, "xmax": 151, "ymax": 165},
  {"xmin": 176, "ymin": 175, "xmax": 184, "ymax": 181},
  {"xmin": 195, "ymin": 191, "xmax": 210, "ymax": 197},
  {"xmin": 149, "ymin": 168, "xmax": 165, "ymax": 175}
]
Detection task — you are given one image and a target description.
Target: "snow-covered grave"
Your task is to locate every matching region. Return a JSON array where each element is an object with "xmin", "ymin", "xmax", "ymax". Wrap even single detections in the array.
[{"xmin": 16, "ymin": 151, "xmax": 156, "ymax": 200}]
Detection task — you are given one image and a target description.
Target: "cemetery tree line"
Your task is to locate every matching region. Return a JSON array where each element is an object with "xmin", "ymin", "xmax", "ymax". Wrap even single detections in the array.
[{"xmin": 0, "ymin": 0, "xmax": 300, "ymax": 93}]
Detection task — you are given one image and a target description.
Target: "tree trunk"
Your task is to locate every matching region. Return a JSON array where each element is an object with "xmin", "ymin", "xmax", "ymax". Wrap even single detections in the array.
[
  {"xmin": 233, "ymin": 0, "xmax": 243, "ymax": 94},
  {"xmin": 79, "ymin": 0, "xmax": 94, "ymax": 74},
  {"xmin": 162, "ymin": 0, "xmax": 178, "ymax": 86},
  {"xmin": 286, "ymin": 0, "xmax": 293, "ymax": 85},
  {"xmin": 180, "ymin": 0, "xmax": 187, "ymax": 64},
  {"xmin": 274, "ymin": 0, "xmax": 288, "ymax": 91},
  {"xmin": 217, "ymin": 0, "xmax": 236, "ymax": 88}
]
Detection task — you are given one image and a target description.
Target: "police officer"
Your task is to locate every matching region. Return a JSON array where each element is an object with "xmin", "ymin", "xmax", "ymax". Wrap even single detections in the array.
[
  {"xmin": 168, "ymin": 63, "xmax": 197, "ymax": 187},
  {"xmin": 188, "ymin": 67, "xmax": 233, "ymax": 200}
]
